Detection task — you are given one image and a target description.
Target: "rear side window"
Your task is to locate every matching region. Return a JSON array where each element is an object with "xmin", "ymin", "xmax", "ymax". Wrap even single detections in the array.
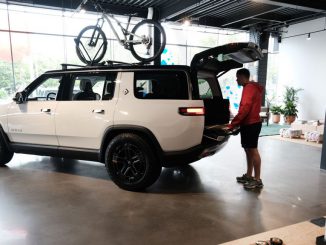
[
  {"xmin": 197, "ymin": 71, "xmax": 222, "ymax": 99},
  {"xmin": 134, "ymin": 71, "xmax": 189, "ymax": 100},
  {"xmin": 67, "ymin": 73, "xmax": 117, "ymax": 101},
  {"xmin": 198, "ymin": 78, "xmax": 213, "ymax": 99}
]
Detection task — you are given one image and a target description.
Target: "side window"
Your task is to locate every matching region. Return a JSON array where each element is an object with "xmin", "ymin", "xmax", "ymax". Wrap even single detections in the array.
[
  {"xmin": 198, "ymin": 78, "xmax": 213, "ymax": 99},
  {"xmin": 134, "ymin": 71, "xmax": 188, "ymax": 100},
  {"xmin": 71, "ymin": 75, "xmax": 106, "ymax": 101},
  {"xmin": 28, "ymin": 76, "xmax": 62, "ymax": 101}
]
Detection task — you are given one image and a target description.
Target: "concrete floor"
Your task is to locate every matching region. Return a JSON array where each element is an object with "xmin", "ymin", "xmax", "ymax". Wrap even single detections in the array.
[{"xmin": 0, "ymin": 136, "xmax": 325, "ymax": 245}]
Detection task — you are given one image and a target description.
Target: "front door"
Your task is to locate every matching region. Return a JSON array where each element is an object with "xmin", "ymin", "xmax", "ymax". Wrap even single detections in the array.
[
  {"xmin": 7, "ymin": 75, "xmax": 63, "ymax": 146},
  {"xmin": 55, "ymin": 72, "xmax": 119, "ymax": 150}
]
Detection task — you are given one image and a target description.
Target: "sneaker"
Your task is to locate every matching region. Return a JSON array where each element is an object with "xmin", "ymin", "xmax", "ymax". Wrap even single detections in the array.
[
  {"xmin": 244, "ymin": 179, "xmax": 264, "ymax": 190},
  {"xmin": 236, "ymin": 174, "xmax": 254, "ymax": 184}
]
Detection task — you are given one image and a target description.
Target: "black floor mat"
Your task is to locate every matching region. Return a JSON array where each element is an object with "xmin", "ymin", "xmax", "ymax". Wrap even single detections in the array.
[{"xmin": 311, "ymin": 217, "xmax": 326, "ymax": 227}]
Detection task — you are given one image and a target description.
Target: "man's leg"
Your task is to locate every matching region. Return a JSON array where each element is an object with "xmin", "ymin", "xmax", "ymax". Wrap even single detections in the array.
[
  {"xmin": 244, "ymin": 148, "xmax": 254, "ymax": 177},
  {"xmin": 247, "ymin": 148, "xmax": 261, "ymax": 180}
]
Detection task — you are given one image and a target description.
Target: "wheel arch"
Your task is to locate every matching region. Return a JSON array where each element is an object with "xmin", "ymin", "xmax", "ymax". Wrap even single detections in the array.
[
  {"xmin": 0, "ymin": 123, "xmax": 13, "ymax": 152},
  {"xmin": 99, "ymin": 125, "xmax": 163, "ymax": 163}
]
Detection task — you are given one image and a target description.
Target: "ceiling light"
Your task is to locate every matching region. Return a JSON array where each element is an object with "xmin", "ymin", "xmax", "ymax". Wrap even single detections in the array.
[
  {"xmin": 183, "ymin": 19, "xmax": 191, "ymax": 27},
  {"xmin": 307, "ymin": 33, "xmax": 311, "ymax": 40}
]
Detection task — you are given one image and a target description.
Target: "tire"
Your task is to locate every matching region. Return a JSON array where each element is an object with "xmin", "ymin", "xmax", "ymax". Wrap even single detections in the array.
[
  {"xmin": 75, "ymin": 25, "xmax": 107, "ymax": 65},
  {"xmin": 105, "ymin": 133, "xmax": 162, "ymax": 191},
  {"xmin": 129, "ymin": 19, "xmax": 166, "ymax": 63},
  {"xmin": 0, "ymin": 136, "xmax": 13, "ymax": 166}
]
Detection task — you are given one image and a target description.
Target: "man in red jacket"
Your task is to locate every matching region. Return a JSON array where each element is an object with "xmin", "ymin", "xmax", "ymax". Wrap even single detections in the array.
[{"xmin": 228, "ymin": 68, "xmax": 264, "ymax": 190}]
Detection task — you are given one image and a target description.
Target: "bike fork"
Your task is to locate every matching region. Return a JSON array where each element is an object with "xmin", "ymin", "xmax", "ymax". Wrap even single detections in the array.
[{"xmin": 89, "ymin": 18, "xmax": 104, "ymax": 47}]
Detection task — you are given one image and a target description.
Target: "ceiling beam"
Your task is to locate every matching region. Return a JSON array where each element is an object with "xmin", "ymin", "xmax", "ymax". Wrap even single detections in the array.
[
  {"xmin": 86, "ymin": 3, "xmax": 147, "ymax": 18},
  {"xmin": 251, "ymin": 0, "xmax": 326, "ymax": 13},
  {"xmin": 221, "ymin": 5, "xmax": 284, "ymax": 27},
  {"xmin": 264, "ymin": 12, "xmax": 326, "ymax": 31},
  {"xmin": 198, "ymin": 16, "xmax": 223, "ymax": 28},
  {"xmin": 159, "ymin": 0, "xmax": 209, "ymax": 20},
  {"xmin": 4, "ymin": 0, "xmax": 81, "ymax": 10}
]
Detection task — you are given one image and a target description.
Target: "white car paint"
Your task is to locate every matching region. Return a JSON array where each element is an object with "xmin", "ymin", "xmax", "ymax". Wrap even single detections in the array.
[
  {"xmin": 114, "ymin": 72, "xmax": 205, "ymax": 151},
  {"xmin": 6, "ymin": 101, "xmax": 58, "ymax": 145}
]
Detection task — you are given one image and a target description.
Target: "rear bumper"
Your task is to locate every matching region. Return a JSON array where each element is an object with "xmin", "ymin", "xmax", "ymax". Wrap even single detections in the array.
[{"xmin": 162, "ymin": 135, "xmax": 229, "ymax": 167}]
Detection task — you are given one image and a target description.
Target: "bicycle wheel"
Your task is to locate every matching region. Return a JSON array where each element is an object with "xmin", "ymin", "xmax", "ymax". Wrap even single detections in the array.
[
  {"xmin": 129, "ymin": 20, "xmax": 166, "ymax": 63},
  {"xmin": 75, "ymin": 25, "xmax": 107, "ymax": 65}
]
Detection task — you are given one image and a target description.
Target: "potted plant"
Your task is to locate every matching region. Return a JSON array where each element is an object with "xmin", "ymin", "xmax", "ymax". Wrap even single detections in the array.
[
  {"xmin": 282, "ymin": 86, "xmax": 302, "ymax": 124},
  {"xmin": 270, "ymin": 105, "xmax": 283, "ymax": 124}
]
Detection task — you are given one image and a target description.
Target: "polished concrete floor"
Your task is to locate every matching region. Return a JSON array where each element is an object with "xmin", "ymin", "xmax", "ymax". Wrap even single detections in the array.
[{"xmin": 0, "ymin": 136, "xmax": 325, "ymax": 245}]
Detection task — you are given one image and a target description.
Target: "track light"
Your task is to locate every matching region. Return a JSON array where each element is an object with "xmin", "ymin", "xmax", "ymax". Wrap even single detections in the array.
[
  {"xmin": 182, "ymin": 18, "xmax": 191, "ymax": 27},
  {"xmin": 307, "ymin": 33, "xmax": 311, "ymax": 40}
]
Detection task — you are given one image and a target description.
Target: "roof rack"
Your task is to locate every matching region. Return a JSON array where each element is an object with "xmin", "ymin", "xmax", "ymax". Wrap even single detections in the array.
[{"xmin": 61, "ymin": 60, "xmax": 148, "ymax": 70}]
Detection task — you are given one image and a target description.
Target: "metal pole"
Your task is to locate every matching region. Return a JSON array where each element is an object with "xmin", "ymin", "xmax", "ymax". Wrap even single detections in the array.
[
  {"xmin": 321, "ymin": 111, "xmax": 326, "ymax": 170},
  {"xmin": 151, "ymin": 7, "xmax": 161, "ymax": 66},
  {"xmin": 257, "ymin": 31, "xmax": 270, "ymax": 106},
  {"xmin": 6, "ymin": 2, "xmax": 16, "ymax": 92}
]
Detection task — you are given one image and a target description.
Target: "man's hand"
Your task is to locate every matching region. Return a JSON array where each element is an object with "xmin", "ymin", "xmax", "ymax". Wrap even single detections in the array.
[{"xmin": 225, "ymin": 124, "xmax": 240, "ymax": 135}]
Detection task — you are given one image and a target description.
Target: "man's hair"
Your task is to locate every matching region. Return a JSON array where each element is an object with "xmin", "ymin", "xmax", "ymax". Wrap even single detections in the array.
[{"xmin": 236, "ymin": 68, "xmax": 250, "ymax": 79}]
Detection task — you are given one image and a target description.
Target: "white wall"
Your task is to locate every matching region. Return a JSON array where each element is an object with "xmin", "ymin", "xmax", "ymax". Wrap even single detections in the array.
[{"xmin": 278, "ymin": 17, "xmax": 326, "ymax": 120}]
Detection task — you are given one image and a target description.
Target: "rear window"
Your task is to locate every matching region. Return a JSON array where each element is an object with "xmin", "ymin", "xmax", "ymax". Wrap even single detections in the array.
[{"xmin": 134, "ymin": 71, "xmax": 189, "ymax": 100}]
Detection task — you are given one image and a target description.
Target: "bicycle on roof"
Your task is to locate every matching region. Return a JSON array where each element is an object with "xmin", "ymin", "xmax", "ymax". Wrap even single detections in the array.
[{"xmin": 74, "ymin": 0, "xmax": 166, "ymax": 65}]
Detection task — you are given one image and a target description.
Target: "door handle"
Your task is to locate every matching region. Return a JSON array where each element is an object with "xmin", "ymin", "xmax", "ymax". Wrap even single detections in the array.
[
  {"xmin": 92, "ymin": 109, "xmax": 105, "ymax": 114},
  {"xmin": 41, "ymin": 108, "xmax": 51, "ymax": 113}
]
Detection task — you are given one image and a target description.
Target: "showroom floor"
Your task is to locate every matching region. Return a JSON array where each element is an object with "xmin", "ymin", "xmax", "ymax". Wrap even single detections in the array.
[{"xmin": 0, "ymin": 136, "xmax": 325, "ymax": 245}]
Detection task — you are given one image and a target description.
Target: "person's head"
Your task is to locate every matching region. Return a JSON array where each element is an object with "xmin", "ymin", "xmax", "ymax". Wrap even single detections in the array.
[{"xmin": 236, "ymin": 68, "xmax": 250, "ymax": 86}]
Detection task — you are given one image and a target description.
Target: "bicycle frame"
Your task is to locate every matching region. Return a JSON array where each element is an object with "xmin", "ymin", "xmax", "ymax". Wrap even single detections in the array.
[{"xmin": 98, "ymin": 12, "xmax": 144, "ymax": 49}]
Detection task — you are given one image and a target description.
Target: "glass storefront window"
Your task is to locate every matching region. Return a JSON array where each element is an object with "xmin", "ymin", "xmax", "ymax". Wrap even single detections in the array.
[
  {"xmin": 11, "ymin": 33, "xmax": 65, "ymax": 90},
  {"xmin": 161, "ymin": 45, "xmax": 187, "ymax": 65},
  {"xmin": 7, "ymin": 5, "xmax": 64, "ymax": 35},
  {"xmin": 0, "ymin": 32, "xmax": 14, "ymax": 100},
  {"xmin": 266, "ymin": 36, "xmax": 280, "ymax": 106}
]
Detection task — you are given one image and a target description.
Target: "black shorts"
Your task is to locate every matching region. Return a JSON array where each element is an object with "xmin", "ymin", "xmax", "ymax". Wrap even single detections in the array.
[{"xmin": 240, "ymin": 122, "xmax": 262, "ymax": 148}]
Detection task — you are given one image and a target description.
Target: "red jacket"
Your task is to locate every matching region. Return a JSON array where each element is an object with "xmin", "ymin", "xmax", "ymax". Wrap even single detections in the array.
[{"xmin": 231, "ymin": 81, "xmax": 264, "ymax": 127}]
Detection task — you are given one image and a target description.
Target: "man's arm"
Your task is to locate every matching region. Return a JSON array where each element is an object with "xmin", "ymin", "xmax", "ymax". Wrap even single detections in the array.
[{"xmin": 229, "ymin": 85, "xmax": 256, "ymax": 128}]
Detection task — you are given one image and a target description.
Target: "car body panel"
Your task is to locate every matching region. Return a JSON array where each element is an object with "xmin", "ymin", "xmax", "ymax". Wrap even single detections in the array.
[
  {"xmin": 6, "ymin": 101, "xmax": 58, "ymax": 145},
  {"xmin": 114, "ymin": 71, "xmax": 205, "ymax": 152},
  {"xmin": 54, "ymin": 72, "xmax": 120, "ymax": 149}
]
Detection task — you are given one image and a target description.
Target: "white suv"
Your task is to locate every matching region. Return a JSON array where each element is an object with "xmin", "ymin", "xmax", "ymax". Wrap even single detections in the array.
[{"xmin": 0, "ymin": 42, "xmax": 262, "ymax": 191}]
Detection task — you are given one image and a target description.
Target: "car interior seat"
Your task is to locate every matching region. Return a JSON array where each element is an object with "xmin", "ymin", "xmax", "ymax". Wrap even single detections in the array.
[{"xmin": 74, "ymin": 79, "xmax": 100, "ymax": 100}]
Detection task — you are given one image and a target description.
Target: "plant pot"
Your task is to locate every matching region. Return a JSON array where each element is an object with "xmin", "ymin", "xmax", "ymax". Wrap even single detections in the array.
[
  {"xmin": 272, "ymin": 114, "xmax": 281, "ymax": 124},
  {"xmin": 285, "ymin": 115, "xmax": 296, "ymax": 124}
]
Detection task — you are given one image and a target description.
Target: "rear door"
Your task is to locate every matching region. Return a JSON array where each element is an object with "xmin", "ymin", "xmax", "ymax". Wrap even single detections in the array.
[{"xmin": 54, "ymin": 71, "xmax": 118, "ymax": 150}]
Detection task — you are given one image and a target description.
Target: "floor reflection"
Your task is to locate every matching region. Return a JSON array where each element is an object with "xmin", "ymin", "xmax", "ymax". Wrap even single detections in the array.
[
  {"xmin": 7, "ymin": 155, "xmax": 110, "ymax": 180},
  {"xmin": 148, "ymin": 165, "xmax": 205, "ymax": 193}
]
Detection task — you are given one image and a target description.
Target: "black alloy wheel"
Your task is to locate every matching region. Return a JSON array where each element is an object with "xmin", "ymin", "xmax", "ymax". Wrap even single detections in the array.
[{"xmin": 105, "ymin": 133, "xmax": 161, "ymax": 191}]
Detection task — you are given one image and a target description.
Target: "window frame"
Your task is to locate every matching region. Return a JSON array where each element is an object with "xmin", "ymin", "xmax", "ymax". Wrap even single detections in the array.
[
  {"xmin": 64, "ymin": 72, "xmax": 118, "ymax": 101},
  {"xmin": 24, "ymin": 73, "xmax": 67, "ymax": 102}
]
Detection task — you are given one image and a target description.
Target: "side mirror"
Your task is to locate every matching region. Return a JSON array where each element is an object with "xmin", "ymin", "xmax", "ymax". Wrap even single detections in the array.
[{"xmin": 13, "ymin": 92, "xmax": 26, "ymax": 104}]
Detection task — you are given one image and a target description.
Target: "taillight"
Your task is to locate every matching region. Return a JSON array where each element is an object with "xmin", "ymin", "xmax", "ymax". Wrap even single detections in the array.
[{"xmin": 179, "ymin": 107, "xmax": 205, "ymax": 116}]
